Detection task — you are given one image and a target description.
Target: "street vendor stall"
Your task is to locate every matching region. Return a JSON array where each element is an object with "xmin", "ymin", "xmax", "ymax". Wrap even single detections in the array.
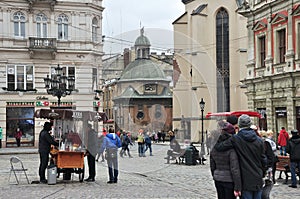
[{"xmin": 34, "ymin": 109, "xmax": 107, "ymax": 182}]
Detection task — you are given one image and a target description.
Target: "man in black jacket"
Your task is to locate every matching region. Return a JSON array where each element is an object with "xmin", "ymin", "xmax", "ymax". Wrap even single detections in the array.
[
  {"xmin": 38, "ymin": 122, "xmax": 59, "ymax": 184},
  {"xmin": 286, "ymin": 129, "xmax": 300, "ymax": 188},
  {"xmin": 214, "ymin": 114, "xmax": 265, "ymax": 199}
]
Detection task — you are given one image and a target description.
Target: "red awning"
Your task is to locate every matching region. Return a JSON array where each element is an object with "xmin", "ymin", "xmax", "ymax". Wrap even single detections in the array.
[{"xmin": 206, "ymin": 111, "xmax": 261, "ymax": 119}]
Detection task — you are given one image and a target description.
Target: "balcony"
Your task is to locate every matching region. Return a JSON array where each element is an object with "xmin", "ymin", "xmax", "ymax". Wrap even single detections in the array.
[
  {"xmin": 28, "ymin": 37, "xmax": 57, "ymax": 59},
  {"xmin": 27, "ymin": 0, "xmax": 57, "ymax": 12}
]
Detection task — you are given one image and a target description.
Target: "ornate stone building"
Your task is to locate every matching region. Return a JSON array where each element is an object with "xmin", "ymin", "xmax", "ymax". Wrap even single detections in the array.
[
  {"xmin": 109, "ymin": 29, "xmax": 173, "ymax": 135},
  {"xmin": 238, "ymin": 0, "xmax": 300, "ymax": 135},
  {"xmin": 0, "ymin": 0, "xmax": 104, "ymax": 147}
]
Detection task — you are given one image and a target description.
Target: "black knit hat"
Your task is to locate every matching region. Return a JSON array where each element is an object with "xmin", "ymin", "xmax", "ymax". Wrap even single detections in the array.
[
  {"xmin": 227, "ymin": 115, "xmax": 238, "ymax": 125},
  {"xmin": 43, "ymin": 122, "xmax": 52, "ymax": 131}
]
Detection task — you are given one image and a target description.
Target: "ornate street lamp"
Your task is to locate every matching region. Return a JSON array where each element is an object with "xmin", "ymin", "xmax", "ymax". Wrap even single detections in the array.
[
  {"xmin": 199, "ymin": 98, "xmax": 205, "ymax": 143},
  {"xmin": 44, "ymin": 64, "xmax": 75, "ymax": 106},
  {"xmin": 199, "ymin": 98, "xmax": 205, "ymax": 164}
]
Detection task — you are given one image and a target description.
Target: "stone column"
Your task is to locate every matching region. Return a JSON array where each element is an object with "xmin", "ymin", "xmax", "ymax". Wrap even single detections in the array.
[
  {"xmin": 285, "ymin": 7, "xmax": 295, "ymax": 72},
  {"xmin": 286, "ymin": 88, "xmax": 295, "ymax": 130},
  {"xmin": 265, "ymin": 13, "xmax": 273, "ymax": 76}
]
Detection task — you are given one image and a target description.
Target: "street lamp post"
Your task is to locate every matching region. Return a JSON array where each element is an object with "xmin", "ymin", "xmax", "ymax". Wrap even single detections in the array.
[
  {"xmin": 43, "ymin": 64, "xmax": 75, "ymax": 107},
  {"xmin": 199, "ymin": 98, "xmax": 205, "ymax": 164}
]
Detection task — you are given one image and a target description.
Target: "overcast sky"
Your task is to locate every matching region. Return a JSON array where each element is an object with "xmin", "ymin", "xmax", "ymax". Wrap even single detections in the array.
[{"xmin": 102, "ymin": 0, "xmax": 185, "ymax": 55}]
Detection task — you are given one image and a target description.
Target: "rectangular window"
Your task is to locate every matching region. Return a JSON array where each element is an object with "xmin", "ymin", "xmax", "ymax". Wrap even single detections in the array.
[
  {"xmin": 92, "ymin": 68, "xmax": 97, "ymax": 90},
  {"xmin": 259, "ymin": 36, "xmax": 266, "ymax": 67},
  {"xmin": 58, "ymin": 24, "xmax": 68, "ymax": 40},
  {"xmin": 278, "ymin": 29, "xmax": 286, "ymax": 63},
  {"xmin": 7, "ymin": 65, "xmax": 34, "ymax": 91},
  {"xmin": 14, "ymin": 21, "xmax": 25, "ymax": 37}
]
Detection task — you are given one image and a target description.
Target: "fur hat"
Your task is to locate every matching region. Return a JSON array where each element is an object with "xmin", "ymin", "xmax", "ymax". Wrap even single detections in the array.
[{"xmin": 238, "ymin": 114, "xmax": 252, "ymax": 129}]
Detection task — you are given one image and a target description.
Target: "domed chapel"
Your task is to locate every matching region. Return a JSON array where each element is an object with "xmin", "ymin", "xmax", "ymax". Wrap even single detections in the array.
[{"xmin": 113, "ymin": 28, "xmax": 173, "ymax": 134}]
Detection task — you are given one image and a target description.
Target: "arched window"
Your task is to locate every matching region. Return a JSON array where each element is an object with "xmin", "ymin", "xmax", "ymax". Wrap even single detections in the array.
[
  {"xmin": 13, "ymin": 12, "xmax": 26, "ymax": 38},
  {"xmin": 216, "ymin": 8, "xmax": 230, "ymax": 112},
  {"xmin": 92, "ymin": 17, "xmax": 98, "ymax": 42},
  {"xmin": 36, "ymin": 13, "xmax": 47, "ymax": 38},
  {"xmin": 58, "ymin": 14, "xmax": 68, "ymax": 40}
]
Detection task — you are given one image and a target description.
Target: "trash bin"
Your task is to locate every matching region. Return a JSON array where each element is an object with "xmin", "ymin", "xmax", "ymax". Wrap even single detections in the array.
[
  {"xmin": 185, "ymin": 146, "xmax": 196, "ymax": 165},
  {"xmin": 47, "ymin": 165, "xmax": 57, "ymax": 185}
]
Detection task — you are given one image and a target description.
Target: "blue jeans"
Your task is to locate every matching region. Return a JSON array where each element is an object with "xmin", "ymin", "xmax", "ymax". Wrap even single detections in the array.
[
  {"xmin": 242, "ymin": 190, "xmax": 262, "ymax": 199},
  {"xmin": 290, "ymin": 161, "xmax": 300, "ymax": 186},
  {"xmin": 280, "ymin": 146, "xmax": 287, "ymax": 156},
  {"xmin": 145, "ymin": 143, "xmax": 152, "ymax": 154},
  {"xmin": 138, "ymin": 143, "xmax": 145, "ymax": 156},
  {"xmin": 107, "ymin": 151, "xmax": 118, "ymax": 182}
]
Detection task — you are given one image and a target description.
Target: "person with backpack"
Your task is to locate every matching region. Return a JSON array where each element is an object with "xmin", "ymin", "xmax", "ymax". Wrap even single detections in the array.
[
  {"xmin": 120, "ymin": 131, "xmax": 133, "ymax": 158},
  {"xmin": 265, "ymin": 130, "xmax": 278, "ymax": 185},
  {"xmin": 286, "ymin": 129, "xmax": 300, "ymax": 188}
]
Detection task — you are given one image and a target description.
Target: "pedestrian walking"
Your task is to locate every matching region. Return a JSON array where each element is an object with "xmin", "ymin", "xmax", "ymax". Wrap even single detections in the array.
[
  {"xmin": 38, "ymin": 122, "xmax": 59, "ymax": 184},
  {"xmin": 286, "ymin": 129, "xmax": 300, "ymax": 188},
  {"xmin": 144, "ymin": 131, "xmax": 153, "ymax": 156},
  {"xmin": 210, "ymin": 122, "xmax": 242, "ymax": 199},
  {"xmin": 120, "ymin": 131, "xmax": 133, "ymax": 158},
  {"xmin": 278, "ymin": 127, "xmax": 289, "ymax": 156},
  {"xmin": 214, "ymin": 114, "xmax": 266, "ymax": 199},
  {"xmin": 99, "ymin": 129, "xmax": 122, "ymax": 183},
  {"xmin": 14, "ymin": 128, "xmax": 22, "ymax": 147}
]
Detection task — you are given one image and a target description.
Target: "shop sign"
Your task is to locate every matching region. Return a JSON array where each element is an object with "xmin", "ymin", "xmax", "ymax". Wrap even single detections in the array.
[
  {"xmin": 6, "ymin": 102, "xmax": 34, "ymax": 106},
  {"xmin": 72, "ymin": 111, "xmax": 82, "ymax": 119},
  {"xmin": 275, "ymin": 108, "xmax": 287, "ymax": 117},
  {"xmin": 93, "ymin": 101, "xmax": 101, "ymax": 107},
  {"xmin": 36, "ymin": 101, "xmax": 50, "ymax": 107}
]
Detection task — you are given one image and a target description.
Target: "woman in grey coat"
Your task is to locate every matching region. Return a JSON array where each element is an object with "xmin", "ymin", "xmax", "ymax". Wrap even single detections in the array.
[{"xmin": 210, "ymin": 122, "xmax": 242, "ymax": 199}]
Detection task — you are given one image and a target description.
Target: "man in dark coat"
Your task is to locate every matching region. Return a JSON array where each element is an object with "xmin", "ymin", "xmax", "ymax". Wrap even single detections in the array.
[
  {"xmin": 214, "ymin": 114, "xmax": 266, "ymax": 199},
  {"xmin": 286, "ymin": 129, "xmax": 300, "ymax": 188},
  {"xmin": 38, "ymin": 122, "xmax": 59, "ymax": 184},
  {"xmin": 84, "ymin": 123, "xmax": 98, "ymax": 182}
]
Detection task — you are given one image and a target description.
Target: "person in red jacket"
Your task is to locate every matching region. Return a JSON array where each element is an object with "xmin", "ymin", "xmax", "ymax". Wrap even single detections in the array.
[{"xmin": 278, "ymin": 127, "xmax": 289, "ymax": 156}]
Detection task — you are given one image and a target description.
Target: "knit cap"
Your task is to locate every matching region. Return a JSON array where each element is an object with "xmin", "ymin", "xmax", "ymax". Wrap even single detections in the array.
[{"xmin": 238, "ymin": 114, "xmax": 252, "ymax": 129}]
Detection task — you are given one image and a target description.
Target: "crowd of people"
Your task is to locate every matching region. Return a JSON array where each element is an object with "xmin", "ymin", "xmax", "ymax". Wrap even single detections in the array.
[
  {"xmin": 36, "ymin": 114, "xmax": 300, "ymax": 199},
  {"xmin": 209, "ymin": 114, "xmax": 300, "ymax": 199}
]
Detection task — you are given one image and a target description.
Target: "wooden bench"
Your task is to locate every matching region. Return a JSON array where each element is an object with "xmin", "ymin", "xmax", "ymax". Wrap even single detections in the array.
[{"xmin": 276, "ymin": 155, "xmax": 300, "ymax": 184}]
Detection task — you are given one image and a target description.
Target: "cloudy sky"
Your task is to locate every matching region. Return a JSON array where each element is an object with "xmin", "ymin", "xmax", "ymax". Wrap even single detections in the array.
[{"xmin": 102, "ymin": 0, "xmax": 185, "ymax": 55}]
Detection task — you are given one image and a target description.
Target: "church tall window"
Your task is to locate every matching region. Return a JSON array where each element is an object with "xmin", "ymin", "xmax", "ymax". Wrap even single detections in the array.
[{"xmin": 216, "ymin": 8, "xmax": 230, "ymax": 112}]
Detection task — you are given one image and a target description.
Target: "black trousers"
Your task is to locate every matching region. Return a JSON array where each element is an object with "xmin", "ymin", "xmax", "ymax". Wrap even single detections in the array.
[
  {"xmin": 39, "ymin": 152, "xmax": 49, "ymax": 181},
  {"xmin": 214, "ymin": 181, "xmax": 236, "ymax": 199},
  {"xmin": 16, "ymin": 138, "xmax": 21, "ymax": 147},
  {"xmin": 87, "ymin": 153, "xmax": 96, "ymax": 179}
]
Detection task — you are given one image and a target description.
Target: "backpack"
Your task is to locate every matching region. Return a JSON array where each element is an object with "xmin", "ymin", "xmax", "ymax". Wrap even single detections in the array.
[{"xmin": 265, "ymin": 138, "xmax": 277, "ymax": 152}]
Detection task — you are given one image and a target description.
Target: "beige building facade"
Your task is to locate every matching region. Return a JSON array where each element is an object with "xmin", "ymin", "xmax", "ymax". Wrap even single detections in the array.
[
  {"xmin": 0, "ymin": 0, "xmax": 104, "ymax": 147},
  {"xmin": 173, "ymin": 0, "xmax": 248, "ymax": 142}
]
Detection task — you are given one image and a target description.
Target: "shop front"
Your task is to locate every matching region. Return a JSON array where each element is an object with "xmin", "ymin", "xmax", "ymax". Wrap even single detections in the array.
[{"xmin": 6, "ymin": 102, "xmax": 35, "ymax": 147}]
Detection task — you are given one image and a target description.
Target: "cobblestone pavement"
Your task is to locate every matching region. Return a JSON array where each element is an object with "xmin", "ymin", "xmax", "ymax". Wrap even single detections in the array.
[{"xmin": 0, "ymin": 144, "xmax": 299, "ymax": 198}]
